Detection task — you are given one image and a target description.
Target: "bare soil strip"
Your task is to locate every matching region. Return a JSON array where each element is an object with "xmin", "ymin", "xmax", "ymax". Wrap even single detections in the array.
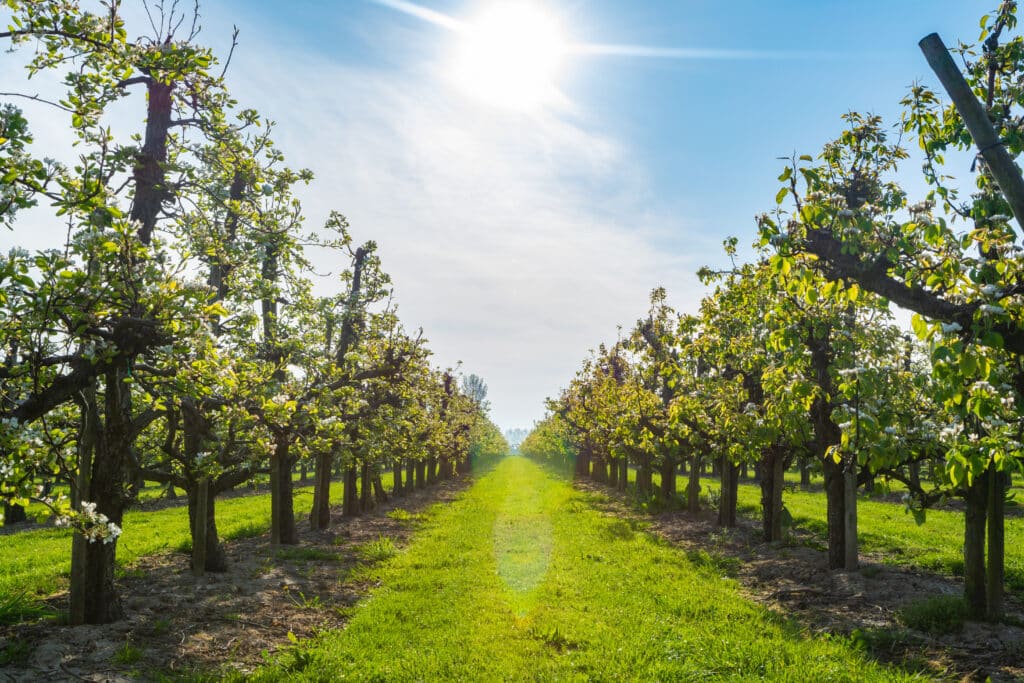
[{"xmin": 0, "ymin": 479, "xmax": 467, "ymax": 682}]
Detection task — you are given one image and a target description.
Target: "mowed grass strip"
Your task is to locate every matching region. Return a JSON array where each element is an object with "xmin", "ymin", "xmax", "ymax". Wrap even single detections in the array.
[
  {"xmin": 246, "ymin": 457, "xmax": 917, "ymax": 682},
  {"xmin": 0, "ymin": 478, "xmax": 361, "ymax": 602}
]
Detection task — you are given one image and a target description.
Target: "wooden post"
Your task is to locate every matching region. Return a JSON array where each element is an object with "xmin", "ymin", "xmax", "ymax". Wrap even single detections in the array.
[
  {"xmin": 69, "ymin": 398, "xmax": 94, "ymax": 625},
  {"xmin": 843, "ymin": 466, "xmax": 859, "ymax": 570},
  {"xmin": 270, "ymin": 453, "xmax": 282, "ymax": 545},
  {"xmin": 192, "ymin": 477, "xmax": 209, "ymax": 576},
  {"xmin": 920, "ymin": 33, "xmax": 1024, "ymax": 232}
]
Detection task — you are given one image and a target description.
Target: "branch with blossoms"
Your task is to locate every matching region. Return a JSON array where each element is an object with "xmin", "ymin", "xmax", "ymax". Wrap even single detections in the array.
[{"xmin": 31, "ymin": 494, "xmax": 123, "ymax": 544}]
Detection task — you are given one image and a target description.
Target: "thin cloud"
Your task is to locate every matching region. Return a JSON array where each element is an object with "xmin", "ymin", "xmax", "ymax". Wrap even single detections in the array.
[{"xmin": 368, "ymin": 0, "xmax": 465, "ymax": 32}]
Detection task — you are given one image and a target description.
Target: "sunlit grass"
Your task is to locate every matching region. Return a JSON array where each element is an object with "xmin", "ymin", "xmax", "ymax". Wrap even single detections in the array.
[
  {"xmin": 243, "ymin": 457, "xmax": 918, "ymax": 681},
  {"xmin": 0, "ymin": 473, "xmax": 396, "ymax": 605}
]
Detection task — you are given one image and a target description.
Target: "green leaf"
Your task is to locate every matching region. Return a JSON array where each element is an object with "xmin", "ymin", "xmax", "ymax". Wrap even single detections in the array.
[{"xmin": 775, "ymin": 187, "xmax": 788, "ymax": 205}]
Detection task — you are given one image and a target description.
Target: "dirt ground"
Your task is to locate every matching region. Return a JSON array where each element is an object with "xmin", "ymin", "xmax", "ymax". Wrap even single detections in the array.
[
  {"xmin": 0, "ymin": 479, "xmax": 466, "ymax": 682},
  {"xmin": 575, "ymin": 480, "xmax": 1024, "ymax": 683}
]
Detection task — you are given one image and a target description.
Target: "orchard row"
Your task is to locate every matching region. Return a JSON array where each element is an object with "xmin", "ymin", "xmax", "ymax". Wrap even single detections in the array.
[
  {"xmin": 523, "ymin": 5, "xmax": 1024, "ymax": 624},
  {"xmin": 0, "ymin": 1, "xmax": 506, "ymax": 625}
]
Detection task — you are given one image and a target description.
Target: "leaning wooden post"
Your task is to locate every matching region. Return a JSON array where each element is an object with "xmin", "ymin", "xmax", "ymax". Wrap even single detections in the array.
[
  {"xmin": 920, "ymin": 33, "xmax": 1024, "ymax": 232},
  {"xmin": 192, "ymin": 477, "xmax": 209, "ymax": 576}
]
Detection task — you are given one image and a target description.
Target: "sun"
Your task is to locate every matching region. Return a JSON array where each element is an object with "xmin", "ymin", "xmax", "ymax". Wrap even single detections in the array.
[{"xmin": 451, "ymin": 2, "xmax": 567, "ymax": 111}]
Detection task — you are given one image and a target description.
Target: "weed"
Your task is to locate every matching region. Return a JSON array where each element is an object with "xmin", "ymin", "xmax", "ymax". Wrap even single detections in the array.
[
  {"xmin": 224, "ymin": 521, "xmax": 266, "ymax": 541},
  {"xmin": 0, "ymin": 638, "xmax": 32, "ymax": 666},
  {"xmin": 897, "ymin": 595, "xmax": 967, "ymax": 635},
  {"xmin": 859, "ymin": 564, "xmax": 882, "ymax": 579},
  {"xmin": 530, "ymin": 625, "xmax": 576, "ymax": 652},
  {"xmin": 151, "ymin": 618, "xmax": 171, "ymax": 635},
  {"xmin": 386, "ymin": 508, "xmax": 423, "ymax": 523},
  {"xmin": 286, "ymin": 590, "xmax": 323, "ymax": 610},
  {"xmin": 850, "ymin": 627, "xmax": 910, "ymax": 655},
  {"xmin": 113, "ymin": 642, "xmax": 144, "ymax": 665},
  {"xmin": 357, "ymin": 535, "xmax": 397, "ymax": 562},
  {"xmin": 685, "ymin": 548, "xmax": 740, "ymax": 578},
  {"xmin": 0, "ymin": 591, "xmax": 52, "ymax": 625}
]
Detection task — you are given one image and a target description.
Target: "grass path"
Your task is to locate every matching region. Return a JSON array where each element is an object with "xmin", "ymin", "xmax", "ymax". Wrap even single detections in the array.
[{"xmin": 247, "ymin": 457, "xmax": 918, "ymax": 682}]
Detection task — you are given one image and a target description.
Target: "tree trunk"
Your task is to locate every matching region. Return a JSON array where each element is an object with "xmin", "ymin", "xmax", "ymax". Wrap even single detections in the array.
[
  {"xmin": 393, "ymin": 460, "xmax": 404, "ymax": 496},
  {"xmin": 760, "ymin": 447, "xmax": 785, "ymax": 542},
  {"xmin": 2, "ymin": 503, "xmax": 26, "ymax": 525},
  {"xmin": 964, "ymin": 474, "xmax": 988, "ymax": 620},
  {"xmin": 426, "ymin": 456, "xmax": 437, "ymax": 484},
  {"xmin": 575, "ymin": 447, "xmax": 591, "ymax": 480},
  {"xmin": 686, "ymin": 455, "xmax": 701, "ymax": 513},
  {"xmin": 188, "ymin": 479, "xmax": 227, "ymax": 573},
  {"xmin": 908, "ymin": 461, "xmax": 921, "ymax": 491},
  {"xmin": 310, "ymin": 449, "xmax": 333, "ymax": 530},
  {"xmin": 617, "ymin": 459, "xmax": 628, "ymax": 492},
  {"xmin": 822, "ymin": 456, "xmax": 847, "ymax": 570},
  {"xmin": 82, "ymin": 367, "xmax": 134, "ymax": 624},
  {"xmin": 607, "ymin": 458, "xmax": 619, "ymax": 488},
  {"xmin": 636, "ymin": 455, "xmax": 653, "ymax": 496},
  {"xmin": 271, "ymin": 436, "xmax": 298, "ymax": 545},
  {"xmin": 360, "ymin": 462, "xmax": 372, "ymax": 513},
  {"xmin": 343, "ymin": 465, "xmax": 360, "ymax": 517},
  {"xmin": 415, "ymin": 460, "xmax": 426, "ymax": 489},
  {"xmin": 405, "ymin": 459, "xmax": 415, "ymax": 493},
  {"xmin": 373, "ymin": 474, "xmax": 388, "ymax": 504},
  {"xmin": 591, "ymin": 453, "xmax": 607, "ymax": 483},
  {"xmin": 986, "ymin": 466, "xmax": 1006, "ymax": 621},
  {"xmin": 718, "ymin": 459, "xmax": 739, "ymax": 528},
  {"xmin": 659, "ymin": 458, "xmax": 676, "ymax": 501},
  {"xmin": 800, "ymin": 458, "xmax": 811, "ymax": 490}
]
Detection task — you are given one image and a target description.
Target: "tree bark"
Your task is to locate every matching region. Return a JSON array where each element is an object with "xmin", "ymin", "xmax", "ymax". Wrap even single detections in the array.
[
  {"xmin": 343, "ymin": 465, "xmax": 359, "ymax": 517},
  {"xmin": 310, "ymin": 449, "xmax": 333, "ymax": 530},
  {"xmin": 393, "ymin": 460, "xmax": 404, "ymax": 496},
  {"xmin": 964, "ymin": 474, "xmax": 988, "ymax": 619},
  {"xmin": 659, "ymin": 457, "xmax": 676, "ymax": 501},
  {"xmin": 270, "ymin": 435, "xmax": 298, "ymax": 545},
  {"xmin": 617, "ymin": 459, "xmax": 628, "ymax": 492},
  {"xmin": 986, "ymin": 466, "xmax": 1006, "ymax": 621},
  {"xmin": 81, "ymin": 366, "xmax": 133, "ymax": 624},
  {"xmin": 607, "ymin": 457, "xmax": 619, "ymax": 488},
  {"xmin": 635, "ymin": 454, "xmax": 652, "ymax": 496},
  {"xmin": 372, "ymin": 473, "xmax": 388, "ymax": 504},
  {"xmin": 415, "ymin": 460, "xmax": 426, "ymax": 489},
  {"xmin": 760, "ymin": 447, "xmax": 786, "ymax": 542},
  {"xmin": 718, "ymin": 458, "xmax": 739, "ymax": 527},
  {"xmin": 187, "ymin": 478, "xmax": 227, "ymax": 573},
  {"xmin": 360, "ymin": 462, "xmax": 372, "ymax": 512},
  {"xmin": 823, "ymin": 456, "xmax": 846, "ymax": 571},
  {"xmin": 686, "ymin": 455, "xmax": 701, "ymax": 513}
]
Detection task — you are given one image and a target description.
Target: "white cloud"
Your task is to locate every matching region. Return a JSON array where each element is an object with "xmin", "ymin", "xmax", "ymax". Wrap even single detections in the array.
[{"xmin": 228, "ymin": 49, "xmax": 704, "ymax": 429}]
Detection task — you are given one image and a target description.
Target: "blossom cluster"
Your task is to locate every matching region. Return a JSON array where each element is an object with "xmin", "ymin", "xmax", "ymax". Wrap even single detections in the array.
[{"xmin": 55, "ymin": 500, "xmax": 123, "ymax": 544}]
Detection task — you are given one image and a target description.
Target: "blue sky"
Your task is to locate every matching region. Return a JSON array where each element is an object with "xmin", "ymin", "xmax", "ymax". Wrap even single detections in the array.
[{"xmin": 0, "ymin": 2, "xmax": 993, "ymax": 430}]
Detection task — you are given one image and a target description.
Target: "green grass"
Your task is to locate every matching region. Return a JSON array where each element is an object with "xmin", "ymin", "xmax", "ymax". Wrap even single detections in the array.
[
  {"xmin": 618, "ymin": 464, "xmax": 1022, "ymax": 594},
  {"xmin": 699, "ymin": 477, "xmax": 1024, "ymax": 594},
  {"xmin": 243, "ymin": 457, "xmax": 919, "ymax": 681},
  {"xmin": 0, "ymin": 473, "xmax": 395, "ymax": 606}
]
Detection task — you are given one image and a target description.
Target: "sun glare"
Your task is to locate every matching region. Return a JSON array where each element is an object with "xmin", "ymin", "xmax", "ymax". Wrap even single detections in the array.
[{"xmin": 452, "ymin": 2, "xmax": 566, "ymax": 111}]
